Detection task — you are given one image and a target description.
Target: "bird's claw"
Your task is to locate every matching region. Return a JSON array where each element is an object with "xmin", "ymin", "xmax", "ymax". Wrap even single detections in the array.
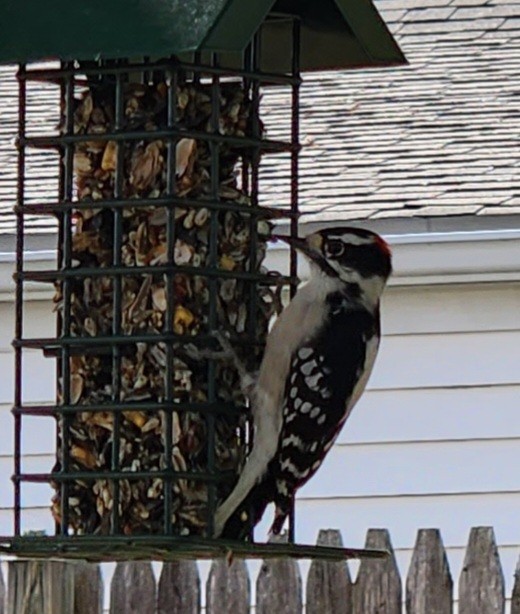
[
  {"xmin": 208, "ymin": 330, "xmax": 235, "ymax": 358},
  {"xmin": 208, "ymin": 331, "xmax": 257, "ymax": 399},
  {"xmin": 183, "ymin": 331, "xmax": 234, "ymax": 362},
  {"xmin": 183, "ymin": 331, "xmax": 257, "ymax": 400}
]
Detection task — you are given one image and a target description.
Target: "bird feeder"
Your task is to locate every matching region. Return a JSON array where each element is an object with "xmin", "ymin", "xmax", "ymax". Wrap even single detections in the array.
[{"xmin": 0, "ymin": 0, "xmax": 404, "ymax": 561}]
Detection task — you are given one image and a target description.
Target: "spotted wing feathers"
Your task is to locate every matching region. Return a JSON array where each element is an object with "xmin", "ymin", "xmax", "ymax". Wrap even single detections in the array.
[{"xmin": 270, "ymin": 306, "xmax": 378, "ymax": 534}]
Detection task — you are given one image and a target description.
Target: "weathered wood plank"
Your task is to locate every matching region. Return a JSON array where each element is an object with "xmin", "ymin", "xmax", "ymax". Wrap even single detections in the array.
[
  {"xmin": 511, "ymin": 556, "xmax": 520, "ymax": 614},
  {"xmin": 206, "ymin": 559, "xmax": 249, "ymax": 614},
  {"xmin": 459, "ymin": 527, "xmax": 505, "ymax": 614},
  {"xmin": 406, "ymin": 529, "xmax": 452, "ymax": 614},
  {"xmin": 306, "ymin": 529, "xmax": 352, "ymax": 614},
  {"xmin": 109, "ymin": 562, "xmax": 155, "ymax": 614},
  {"xmin": 256, "ymin": 551, "xmax": 302, "ymax": 614},
  {"xmin": 352, "ymin": 528, "xmax": 401, "ymax": 614},
  {"xmin": 0, "ymin": 563, "xmax": 5, "ymax": 614},
  {"xmin": 7, "ymin": 561, "xmax": 74, "ymax": 614},
  {"xmin": 74, "ymin": 563, "xmax": 103, "ymax": 614},
  {"xmin": 158, "ymin": 561, "xmax": 200, "ymax": 614}
]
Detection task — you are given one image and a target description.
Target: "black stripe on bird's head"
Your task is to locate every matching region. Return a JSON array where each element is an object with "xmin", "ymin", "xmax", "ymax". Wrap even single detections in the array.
[{"xmin": 274, "ymin": 227, "xmax": 393, "ymax": 282}]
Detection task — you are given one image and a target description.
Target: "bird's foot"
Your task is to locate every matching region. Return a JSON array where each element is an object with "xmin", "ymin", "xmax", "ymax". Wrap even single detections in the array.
[{"xmin": 184, "ymin": 331, "xmax": 256, "ymax": 400}]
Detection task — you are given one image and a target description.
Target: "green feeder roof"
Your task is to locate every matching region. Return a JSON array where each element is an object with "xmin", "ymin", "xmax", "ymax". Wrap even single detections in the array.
[{"xmin": 0, "ymin": 0, "xmax": 405, "ymax": 70}]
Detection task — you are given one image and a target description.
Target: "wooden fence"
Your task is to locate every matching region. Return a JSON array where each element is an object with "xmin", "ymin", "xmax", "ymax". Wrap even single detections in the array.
[{"xmin": 1, "ymin": 526, "xmax": 520, "ymax": 613}]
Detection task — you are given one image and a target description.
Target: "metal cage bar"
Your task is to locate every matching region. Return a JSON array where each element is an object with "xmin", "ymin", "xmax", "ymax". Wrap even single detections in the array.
[
  {"xmin": 163, "ymin": 64, "xmax": 179, "ymax": 537},
  {"xmin": 13, "ymin": 63, "xmax": 27, "ymax": 538},
  {"xmin": 110, "ymin": 65, "xmax": 126, "ymax": 536},
  {"xmin": 58, "ymin": 61, "xmax": 76, "ymax": 537},
  {"xmin": 288, "ymin": 17, "xmax": 302, "ymax": 543}
]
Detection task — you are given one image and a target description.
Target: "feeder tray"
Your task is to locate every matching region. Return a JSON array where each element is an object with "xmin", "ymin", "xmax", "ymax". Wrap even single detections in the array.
[{"xmin": 0, "ymin": 535, "xmax": 389, "ymax": 562}]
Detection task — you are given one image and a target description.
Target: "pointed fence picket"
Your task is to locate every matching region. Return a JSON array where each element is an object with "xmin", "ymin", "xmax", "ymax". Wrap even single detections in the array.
[
  {"xmin": 2, "ymin": 526, "xmax": 520, "ymax": 613},
  {"xmin": 256, "ymin": 552, "xmax": 302, "ymax": 614},
  {"xmin": 109, "ymin": 561, "xmax": 155, "ymax": 614},
  {"xmin": 352, "ymin": 529, "xmax": 401, "ymax": 614},
  {"xmin": 0, "ymin": 563, "xmax": 4, "ymax": 614},
  {"xmin": 74, "ymin": 562, "xmax": 103, "ymax": 614},
  {"xmin": 405, "ymin": 529, "xmax": 452, "ymax": 614},
  {"xmin": 206, "ymin": 558, "xmax": 249, "ymax": 614},
  {"xmin": 158, "ymin": 560, "xmax": 200, "ymax": 614},
  {"xmin": 512, "ymin": 558, "xmax": 520, "ymax": 614},
  {"xmin": 306, "ymin": 529, "xmax": 351, "ymax": 613},
  {"xmin": 458, "ymin": 527, "xmax": 505, "ymax": 614}
]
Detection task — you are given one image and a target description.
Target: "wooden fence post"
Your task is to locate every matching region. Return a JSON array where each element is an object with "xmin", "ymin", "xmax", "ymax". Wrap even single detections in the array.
[
  {"xmin": 459, "ymin": 527, "xmax": 505, "ymax": 614},
  {"xmin": 158, "ymin": 561, "xmax": 200, "ymax": 614},
  {"xmin": 256, "ymin": 551, "xmax": 302, "ymax": 614},
  {"xmin": 0, "ymin": 564, "xmax": 5, "ymax": 614},
  {"xmin": 7, "ymin": 561, "xmax": 74, "ymax": 614},
  {"xmin": 306, "ymin": 529, "xmax": 352, "ymax": 614},
  {"xmin": 511, "ymin": 556, "xmax": 520, "ymax": 614},
  {"xmin": 406, "ymin": 529, "xmax": 452, "ymax": 614},
  {"xmin": 206, "ymin": 558, "xmax": 249, "ymax": 614},
  {"xmin": 74, "ymin": 563, "xmax": 103, "ymax": 614},
  {"xmin": 109, "ymin": 562, "xmax": 155, "ymax": 614},
  {"xmin": 352, "ymin": 528, "xmax": 401, "ymax": 614}
]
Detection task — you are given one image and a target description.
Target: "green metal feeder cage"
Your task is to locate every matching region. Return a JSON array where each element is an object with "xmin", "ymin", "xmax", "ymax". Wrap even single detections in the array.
[{"xmin": 0, "ymin": 0, "xmax": 404, "ymax": 562}]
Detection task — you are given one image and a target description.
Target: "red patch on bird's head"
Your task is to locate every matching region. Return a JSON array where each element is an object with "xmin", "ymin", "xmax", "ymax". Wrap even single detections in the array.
[{"xmin": 375, "ymin": 235, "xmax": 392, "ymax": 258}]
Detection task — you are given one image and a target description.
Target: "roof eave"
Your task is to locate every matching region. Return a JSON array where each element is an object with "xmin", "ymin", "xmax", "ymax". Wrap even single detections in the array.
[
  {"xmin": 0, "ymin": 0, "xmax": 404, "ymax": 71},
  {"xmin": 335, "ymin": 0, "xmax": 407, "ymax": 67}
]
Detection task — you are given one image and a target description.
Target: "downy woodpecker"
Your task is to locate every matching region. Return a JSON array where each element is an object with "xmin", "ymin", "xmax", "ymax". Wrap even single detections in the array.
[{"xmin": 214, "ymin": 227, "xmax": 392, "ymax": 539}]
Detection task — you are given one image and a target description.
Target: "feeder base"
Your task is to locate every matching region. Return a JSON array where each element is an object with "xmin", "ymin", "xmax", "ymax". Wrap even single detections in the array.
[{"xmin": 0, "ymin": 535, "xmax": 388, "ymax": 562}]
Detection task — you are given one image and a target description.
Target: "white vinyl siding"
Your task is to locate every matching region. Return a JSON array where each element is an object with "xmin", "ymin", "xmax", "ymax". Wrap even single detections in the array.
[
  {"xmin": 0, "ymin": 256, "xmax": 519, "ymax": 597},
  {"xmin": 266, "ymin": 280, "xmax": 520, "ymax": 593}
]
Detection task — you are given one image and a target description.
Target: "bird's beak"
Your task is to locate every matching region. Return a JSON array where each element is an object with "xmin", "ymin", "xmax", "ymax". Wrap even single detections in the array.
[{"xmin": 272, "ymin": 233, "xmax": 325, "ymax": 267}]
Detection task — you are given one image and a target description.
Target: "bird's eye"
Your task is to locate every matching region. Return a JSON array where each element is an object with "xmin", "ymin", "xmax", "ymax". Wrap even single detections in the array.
[{"xmin": 326, "ymin": 239, "xmax": 344, "ymax": 257}]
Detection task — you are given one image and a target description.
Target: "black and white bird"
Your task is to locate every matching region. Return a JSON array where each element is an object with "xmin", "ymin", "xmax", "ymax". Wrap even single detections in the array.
[{"xmin": 214, "ymin": 227, "xmax": 392, "ymax": 539}]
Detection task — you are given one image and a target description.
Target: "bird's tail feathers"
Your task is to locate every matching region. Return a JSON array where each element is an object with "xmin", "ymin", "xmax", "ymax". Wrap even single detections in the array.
[
  {"xmin": 218, "ymin": 473, "xmax": 275, "ymax": 541},
  {"xmin": 213, "ymin": 442, "xmax": 277, "ymax": 537}
]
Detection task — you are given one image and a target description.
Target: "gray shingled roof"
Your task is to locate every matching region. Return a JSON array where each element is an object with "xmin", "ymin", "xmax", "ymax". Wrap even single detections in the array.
[
  {"xmin": 0, "ymin": 65, "xmax": 61, "ymax": 234},
  {"xmin": 0, "ymin": 66, "xmax": 22, "ymax": 234},
  {"xmin": 1, "ymin": 0, "xmax": 519, "ymax": 235},
  {"xmin": 261, "ymin": 0, "xmax": 520, "ymax": 222}
]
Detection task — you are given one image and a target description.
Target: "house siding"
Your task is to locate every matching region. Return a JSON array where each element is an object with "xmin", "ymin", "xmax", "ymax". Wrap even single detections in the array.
[{"xmin": 0, "ymin": 245, "xmax": 519, "ymax": 603}]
